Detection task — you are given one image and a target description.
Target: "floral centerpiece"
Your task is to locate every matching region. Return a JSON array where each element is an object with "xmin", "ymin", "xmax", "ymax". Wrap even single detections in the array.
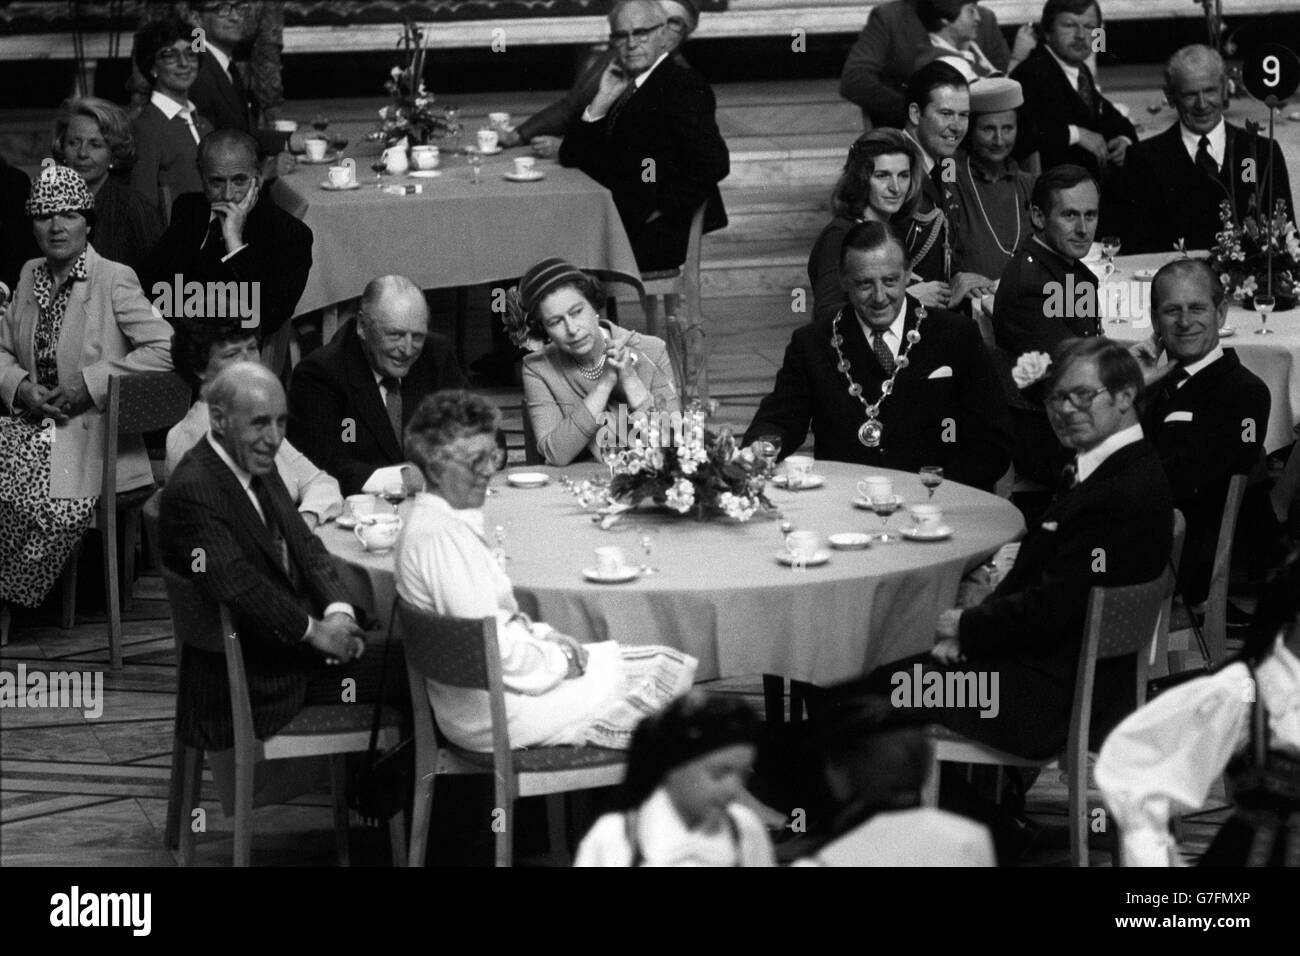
[{"xmin": 369, "ymin": 20, "xmax": 447, "ymax": 147}]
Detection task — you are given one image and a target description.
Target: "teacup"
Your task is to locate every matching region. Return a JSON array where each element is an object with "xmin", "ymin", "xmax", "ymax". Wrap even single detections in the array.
[
  {"xmin": 512, "ymin": 156, "xmax": 536, "ymax": 177},
  {"xmin": 272, "ymin": 119, "xmax": 298, "ymax": 133},
  {"xmin": 327, "ymin": 163, "xmax": 353, "ymax": 188},
  {"xmin": 786, "ymin": 530, "xmax": 822, "ymax": 560},
  {"xmin": 344, "ymin": 494, "xmax": 377, "ymax": 521},
  {"xmin": 908, "ymin": 503, "xmax": 944, "ymax": 533},
  {"xmin": 595, "ymin": 546, "xmax": 627, "ymax": 577},
  {"xmin": 354, "ymin": 514, "xmax": 401, "ymax": 552},
  {"xmin": 488, "ymin": 111, "xmax": 512, "ymax": 130},
  {"xmin": 476, "ymin": 128, "xmax": 499, "ymax": 152},
  {"xmin": 304, "ymin": 136, "xmax": 328, "ymax": 161},
  {"xmin": 858, "ymin": 475, "xmax": 893, "ymax": 502},
  {"xmin": 411, "ymin": 145, "xmax": 440, "ymax": 170}
]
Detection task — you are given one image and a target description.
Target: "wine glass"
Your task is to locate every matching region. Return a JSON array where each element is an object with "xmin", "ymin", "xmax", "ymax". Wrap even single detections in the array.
[
  {"xmin": 1253, "ymin": 293, "xmax": 1275, "ymax": 335},
  {"xmin": 638, "ymin": 528, "xmax": 660, "ymax": 575},
  {"xmin": 870, "ymin": 495, "xmax": 901, "ymax": 543},
  {"xmin": 1101, "ymin": 236, "xmax": 1121, "ymax": 265},
  {"xmin": 466, "ymin": 146, "xmax": 484, "ymax": 185},
  {"xmin": 311, "ymin": 113, "xmax": 330, "ymax": 133},
  {"xmin": 381, "ymin": 482, "xmax": 405, "ymax": 514},
  {"xmin": 919, "ymin": 466, "xmax": 944, "ymax": 500},
  {"xmin": 370, "ymin": 159, "xmax": 387, "ymax": 184},
  {"xmin": 329, "ymin": 133, "xmax": 349, "ymax": 159},
  {"xmin": 443, "ymin": 106, "xmax": 462, "ymax": 149},
  {"xmin": 754, "ymin": 434, "xmax": 781, "ymax": 478}
]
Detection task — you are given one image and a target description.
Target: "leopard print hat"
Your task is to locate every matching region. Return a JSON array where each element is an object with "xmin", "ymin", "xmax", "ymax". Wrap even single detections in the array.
[{"xmin": 25, "ymin": 162, "xmax": 95, "ymax": 218}]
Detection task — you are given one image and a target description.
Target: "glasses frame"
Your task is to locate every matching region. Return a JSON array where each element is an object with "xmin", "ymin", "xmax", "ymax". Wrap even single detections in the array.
[
  {"xmin": 200, "ymin": 2, "xmax": 252, "ymax": 17},
  {"xmin": 442, "ymin": 447, "xmax": 506, "ymax": 475},
  {"xmin": 156, "ymin": 46, "xmax": 198, "ymax": 66},
  {"xmin": 1045, "ymin": 385, "xmax": 1111, "ymax": 413},
  {"xmin": 609, "ymin": 22, "xmax": 667, "ymax": 46}
]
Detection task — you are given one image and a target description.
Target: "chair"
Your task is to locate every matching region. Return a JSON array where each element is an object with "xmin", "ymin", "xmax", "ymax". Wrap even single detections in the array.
[
  {"xmin": 520, "ymin": 401, "xmax": 542, "ymax": 466},
  {"xmin": 394, "ymin": 599, "xmax": 626, "ymax": 867},
  {"xmin": 60, "ymin": 372, "xmax": 191, "ymax": 669},
  {"xmin": 1148, "ymin": 510, "xmax": 1187, "ymax": 682},
  {"xmin": 161, "ymin": 569, "xmax": 406, "ymax": 866},
  {"xmin": 921, "ymin": 569, "xmax": 1176, "ymax": 866},
  {"xmin": 260, "ymin": 319, "xmax": 302, "ymax": 383}
]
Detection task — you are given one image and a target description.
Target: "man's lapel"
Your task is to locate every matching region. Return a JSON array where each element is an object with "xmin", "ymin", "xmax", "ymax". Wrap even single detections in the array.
[
  {"xmin": 344, "ymin": 333, "xmax": 403, "ymax": 462},
  {"xmin": 195, "ymin": 440, "xmax": 292, "ymax": 580}
]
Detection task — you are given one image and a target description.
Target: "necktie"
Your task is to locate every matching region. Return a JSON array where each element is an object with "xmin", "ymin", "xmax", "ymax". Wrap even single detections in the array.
[
  {"xmin": 929, "ymin": 163, "xmax": 948, "ymax": 203},
  {"xmin": 249, "ymin": 474, "xmax": 291, "ymax": 576},
  {"xmin": 1195, "ymin": 135, "xmax": 1219, "ymax": 178},
  {"xmin": 604, "ymin": 82, "xmax": 637, "ymax": 139},
  {"xmin": 381, "ymin": 377, "xmax": 403, "ymax": 445},
  {"xmin": 1057, "ymin": 460, "xmax": 1079, "ymax": 497},
  {"xmin": 176, "ymin": 108, "xmax": 200, "ymax": 145},
  {"xmin": 1076, "ymin": 65, "xmax": 1098, "ymax": 118},
  {"xmin": 203, "ymin": 217, "xmax": 226, "ymax": 257},
  {"xmin": 870, "ymin": 329, "xmax": 895, "ymax": 376}
]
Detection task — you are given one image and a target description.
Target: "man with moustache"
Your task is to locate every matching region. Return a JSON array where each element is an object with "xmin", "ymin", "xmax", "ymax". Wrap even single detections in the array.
[
  {"xmin": 1120, "ymin": 45, "xmax": 1294, "ymax": 254},
  {"xmin": 744, "ymin": 221, "xmax": 1011, "ymax": 491}
]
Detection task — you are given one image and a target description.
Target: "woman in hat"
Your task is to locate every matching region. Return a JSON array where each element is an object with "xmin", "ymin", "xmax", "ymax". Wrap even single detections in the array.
[
  {"xmin": 575, "ymin": 691, "xmax": 775, "ymax": 866},
  {"xmin": 0, "ymin": 165, "xmax": 173, "ymax": 632},
  {"xmin": 508, "ymin": 257, "xmax": 679, "ymax": 466}
]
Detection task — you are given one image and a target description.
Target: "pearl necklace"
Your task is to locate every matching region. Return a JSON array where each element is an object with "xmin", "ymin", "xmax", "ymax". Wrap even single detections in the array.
[
  {"xmin": 830, "ymin": 305, "xmax": 926, "ymax": 448},
  {"xmin": 576, "ymin": 351, "xmax": 607, "ymax": 380},
  {"xmin": 966, "ymin": 155, "xmax": 1022, "ymax": 257}
]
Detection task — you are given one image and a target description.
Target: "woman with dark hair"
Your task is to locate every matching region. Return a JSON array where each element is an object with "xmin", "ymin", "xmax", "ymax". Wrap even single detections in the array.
[
  {"xmin": 0, "ymin": 166, "xmax": 172, "ymax": 629},
  {"xmin": 1097, "ymin": 547, "xmax": 1300, "ymax": 866},
  {"xmin": 52, "ymin": 96, "xmax": 163, "ymax": 275},
  {"xmin": 129, "ymin": 15, "xmax": 214, "ymax": 214},
  {"xmin": 508, "ymin": 257, "xmax": 679, "ymax": 466},
  {"xmin": 807, "ymin": 129, "xmax": 952, "ymax": 323},
  {"xmin": 395, "ymin": 389, "xmax": 696, "ymax": 752},
  {"xmin": 575, "ymin": 691, "xmax": 774, "ymax": 866}
]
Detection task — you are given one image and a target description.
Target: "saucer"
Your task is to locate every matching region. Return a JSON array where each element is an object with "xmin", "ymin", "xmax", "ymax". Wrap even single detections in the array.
[
  {"xmin": 334, "ymin": 515, "xmax": 359, "ymax": 529},
  {"xmin": 1133, "ymin": 268, "xmax": 1157, "ymax": 279},
  {"xmin": 1219, "ymin": 326, "xmax": 1236, "ymax": 338},
  {"xmin": 320, "ymin": 180, "xmax": 361, "ymax": 191},
  {"xmin": 902, "ymin": 525, "xmax": 954, "ymax": 541},
  {"xmin": 507, "ymin": 471, "xmax": 550, "ymax": 488},
  {"xmin": 776, "ymin": 549, "xmax": 831, "ymax": 567},
  {"xmin": 408, "ymin": 169, "xmax": 442, "ymax": 178},
  {"xmin": 582, "ymin": 566, "xmax": 640, "ymax": 583},
  {"xmin": 852, "ymin": 494, "xmax": 905, "ymax": 510},
  {"xmin": 299, "ymin": 152, "xmax": 339, "ymax": 165},
  {"xmin": 475, "ymin": 145, "xmax": 504, "ymax": 155},
  {"xmin": 772, "ymin": 473, "xmax": 825, "ymax": 489},
  {"xmin": 828, "ymin": 532, "xmax": 871, "ymax": 550},
  {"xmin": 504, "ymin": 170, "xmax": 545, "ymax": 182}
]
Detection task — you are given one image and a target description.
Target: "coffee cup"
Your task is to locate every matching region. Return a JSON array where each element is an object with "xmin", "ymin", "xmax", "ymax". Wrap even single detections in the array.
[
  {"xmin": 476, "ymin": 128, "xmax": 499, "ymax": 152},
  {"xmin": 411, "ymin": 145, "xmax": 440, "ymax": 170},
  {"xmin": 488, "ymin": 112, "xmax": 511, "ymax": 130},
  {"xmin": 272, "ymin": 119, "xmax": 298, "ymax": 133},
  {"xmin": 512, "ymin": 156, "xmax": 536, "ymax": 177},
  {"xmin": 908, "ymin": 503, "xmax": 944, "ymax": 533},
  {"xmin": 304, "ymin": 136, "xmax": 328, "ymax": 161},
  {"xmin": 595, "ymin": 546, "xmax": 627, "ymax": 577},
  {"xmin": 354, "ymin": 514, "xmax": 401, "ymax": 552},
  {"xmin": 785, "ymin": 530, "xmax": 822, "ymax": 560},
  {"xmin": 858, "ymin": 475, "xmax": 893, "ymax": 502},
  {"xmin": 345, "ymin": 494, "xmax": 377, "ymax": 521},
  {"xmin": 328, "ymin": 164, "xmax": 352, "ymax": 187}
]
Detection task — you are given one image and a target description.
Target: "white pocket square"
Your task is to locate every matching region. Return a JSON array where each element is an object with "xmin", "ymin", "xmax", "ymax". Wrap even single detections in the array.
[
  {"xmin": 927, "ymin": 366, "xmax": 953, "ymax": 379},
  {"xmin": 1040, "ymin": 521, "xmax": 1059, "ymax": 532},
  {"xmin": 1164, "ymin": 411, "xmax": 1194, "ymax": 423}
]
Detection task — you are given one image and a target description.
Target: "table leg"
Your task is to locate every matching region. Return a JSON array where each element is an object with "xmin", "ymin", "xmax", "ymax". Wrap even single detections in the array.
[{"xmin": 762, "ymin": 674, "xmax": 785, "ymax": 725}]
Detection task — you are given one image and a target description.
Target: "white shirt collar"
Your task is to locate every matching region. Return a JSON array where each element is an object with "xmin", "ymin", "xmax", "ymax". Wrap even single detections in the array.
[
  {"xmin": 1075, "ymin": 422, "xmax": 1143, "ymax": 484},
  {"xmin": 903, "ymin": 129, "xmax": 935, "ymax": 173},
  {"xmin": 1045, "ymin": 44, "xmax": 1082, "ymax": 87},
  {"xmin": 206, "ymin": 431, "xmax": 253, "ymax": 491},
  {"xmin": 1180, "ymin": 117, "xmax": 1226, "ymax": 167},
  {"xmin": 150, "ymin": 90, "xmax": 199, "ymax": 121},
  {"xmin": 633, "ymin": 51, "xmax": 670, "ymax": 89},
  {"xmin": 1180, "ymin": 343, "xmax": 1225, "ymax": 381},
  {"xmin": 855, "ymin": 297, "xmax": 908, "ymax": 359},
  {"xmin": 207, "ymin": 43, "xmax": 233, "ymax": 74},
  {"xmin": 634, "ymin": 788, "xmax": 741, "ymax": 866}
]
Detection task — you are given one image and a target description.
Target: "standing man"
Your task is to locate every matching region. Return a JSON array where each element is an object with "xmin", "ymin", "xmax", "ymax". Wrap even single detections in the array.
[{"xmin": 559, "ymin": 0, "xmax": 729, "ymax": 272}]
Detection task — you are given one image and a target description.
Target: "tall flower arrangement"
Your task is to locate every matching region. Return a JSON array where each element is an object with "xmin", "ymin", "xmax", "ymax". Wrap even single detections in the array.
[
  {"xmin": 370, "ymin": 19, "xmax": 447, "ymax": 147},
  {"xmin": 1208, "ymin": 198, "xmax": 1300, "ymax": 307}
]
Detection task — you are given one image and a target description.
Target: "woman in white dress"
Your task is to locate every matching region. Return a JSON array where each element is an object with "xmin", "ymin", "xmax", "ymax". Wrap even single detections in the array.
[{"xmin": 394, "ymin": 389, "xmax": 696, "ymax": 752}]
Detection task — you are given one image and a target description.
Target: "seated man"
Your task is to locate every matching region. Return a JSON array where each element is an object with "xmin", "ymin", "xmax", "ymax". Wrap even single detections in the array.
[
  {"xmin": 166, "ymin": 312, "xmax": 342, "ymax": 527},
  {"xmin": 840, "ymin": 0, "xmax": 1020, "ymax": 130},
  {"xmin": 1011, "ymin": 0, "xmax": 1137, "ymax": 180},
  {"xmin": 1119, "ymin": 44, "xmax": 1294, "ymax": 254},
  {"xmin": 141, "ymin": 128, "xmax": 312, "ymax": 341},
  {"xmin": 841, "ymin": 338, "xmax": 1173, "ymax": 761},
  {"xmin": 559, "ymin": 0, "xmax": 729, "ymax": 272},
  {"xmin": 1138, "ymin": 259, "xmax": 1270, "ymax": 605},
  {"xmin": 160, "ymin": 361, "xmax": 377, "ymax": 752},
  {"xmin": 287, "ymin": 275, "xmax": 464, "ymax": 496},
  {"xmin": 743, "ymin": 221, "xmax": 1011, "ymax": 492}
]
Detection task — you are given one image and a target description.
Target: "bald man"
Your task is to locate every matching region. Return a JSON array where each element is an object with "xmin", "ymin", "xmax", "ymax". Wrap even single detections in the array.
[
  {"xmin": 287, "ymin": 275, "xmax": 465, "ymax": 495},
  {"xmin": 161, "ymin": 362, "xmax": 379, "ymax": 751}
]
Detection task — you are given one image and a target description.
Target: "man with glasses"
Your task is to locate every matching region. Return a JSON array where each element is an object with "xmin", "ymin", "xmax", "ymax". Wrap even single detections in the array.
[
  {"xmin": 287, "ymin": 275, "xmax": 466, "ymax": 496},
  {"xmin": 1118, "ymin": 44, "xmax": 1294, "ymax": 254},
  {"xmin": 559, "ymin": 0, "xmax": 729, "ymax": 272}
]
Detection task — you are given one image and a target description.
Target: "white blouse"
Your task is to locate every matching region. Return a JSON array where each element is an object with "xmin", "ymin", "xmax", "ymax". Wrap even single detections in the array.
[{"xmin": 1095, "ymin": 638, "xmax": 1300, "ymax": 866}]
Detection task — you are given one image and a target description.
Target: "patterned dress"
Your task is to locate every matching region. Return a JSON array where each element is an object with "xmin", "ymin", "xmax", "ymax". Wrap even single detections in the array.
[{"xmin": 0, "ymin": 254, "xmax": 98, "ymax": 607}]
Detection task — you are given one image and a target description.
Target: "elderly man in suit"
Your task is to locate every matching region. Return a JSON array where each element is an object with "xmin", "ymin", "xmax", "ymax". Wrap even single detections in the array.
[
  {"xmin": 287, "ymin": 275, "xmax": 465, "ymax": 496},
  {"xmin": 559, "ymin": 0, "xmax": 729, "ymax": 272},
  {"xmin": 844, "ymin": 338, "xmax": 1172, "ymax": 762},
  {"xmin": 744, "ymin": 221, "xmax": 1011, "ymax": 492},
  {"xmin": 141, "ymin": 129, "xmax": 312, "ymax": 341},
  {"xmin": 1119, "ymin": 45, "xmax": 1294, "ymax": 254},
  {"xmin": 160, "ymin": 361, "xmax": 377, "ymax": 751},
  {"xmin": 840, "ymin": 0, "xmax": 1030, "ymax": 131},
  {"xmin": 1011, "ymin": 0, "xmax": 1137, "ymax": 180}
]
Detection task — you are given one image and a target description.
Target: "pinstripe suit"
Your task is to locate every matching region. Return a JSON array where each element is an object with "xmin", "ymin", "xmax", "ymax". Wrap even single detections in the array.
[{"xmin": 161, "ymin": 437, "xmax": 362, "ymax": 750}]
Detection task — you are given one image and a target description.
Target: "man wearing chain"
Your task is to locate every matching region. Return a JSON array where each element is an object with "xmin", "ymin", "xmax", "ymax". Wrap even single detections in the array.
[{"xmin": 744, "ymin": 221, "xmax": 1011, "ymax": 491}]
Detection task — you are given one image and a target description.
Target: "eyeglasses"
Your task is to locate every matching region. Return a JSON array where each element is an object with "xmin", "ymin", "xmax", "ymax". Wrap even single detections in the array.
[
  {"xmin": 1045, "ymin": 385, "xmax": 1110, "ymax": 412},
  {"xmin": 200, "ymin": 2, "xmax": 251, "ymax": 16},
  {"xmin": 610, "ymin": 22, "xmax": 666, "ymax": 46},
  {"xmin": 447, "ymin": 447, "xmax": 506, "ymax": 475},
  {"xmin": 156, "ymin": 47, "xmax": 198, "ymax": 66},
  {"xmin": 666, "ymin": 16, "xmax": 688, "ymax": 31}
]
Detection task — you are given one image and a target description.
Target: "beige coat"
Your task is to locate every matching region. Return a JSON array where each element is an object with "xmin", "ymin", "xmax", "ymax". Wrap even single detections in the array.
[{"xmin": 0, "ymin": 246, "xmax": 173, "ymax": 498}]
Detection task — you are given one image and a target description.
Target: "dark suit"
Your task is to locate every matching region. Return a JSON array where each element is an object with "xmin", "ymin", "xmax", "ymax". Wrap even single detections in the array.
[
  {"xmin": 161, "ymin": 438, "xmax": 365, "ymax": 750},
  {"xmin": 141, "ymin": 191, "xmax": 312, "ymax": 340},
  {"xmin": 1, "ymin": 158, "xmax": 36, "ymax": 296},
  {"xmin": 1142, "ymin": 350, "xmax": 1269, "ymax": 603},
  {"xmin": 189, "ymin": 48, "xmax": 284, "ymax": 155},
  {"xmin": 1010, "ymin": 48, "xmax": 1138, "ymax": 181},
  {"xmin": 287, "ymin": 320, "xmax": 466, "ymax": 496},
  {"xmin": 559, "ymin": 57, "xmax": 729, "ymax": 271},
  {"xmin": 1118, "ymin": 121, "xmax": 1295, "ymax": 254},
  {"xmin": 851, "ymin": 438, "xmax": 1173, "ymax": 759},
  {"xmin": 743, "ymin": 297, "xmax": 1012, "ymax": 492}
]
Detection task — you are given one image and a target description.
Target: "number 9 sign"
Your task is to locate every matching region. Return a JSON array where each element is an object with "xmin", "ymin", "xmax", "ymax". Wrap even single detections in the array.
[{"xmin": 1241, "ymin": 43, "xmax": 1300, "ymax": 105}]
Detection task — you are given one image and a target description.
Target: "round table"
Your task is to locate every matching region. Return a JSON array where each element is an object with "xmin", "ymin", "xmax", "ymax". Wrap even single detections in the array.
[{"xmin": 319, "ymin": 461, "xmax": 1025, "ymax": 686}]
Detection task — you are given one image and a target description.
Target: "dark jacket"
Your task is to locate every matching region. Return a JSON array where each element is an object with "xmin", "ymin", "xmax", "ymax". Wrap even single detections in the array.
[
  {"xmin": 743, "ymin": 296, "xmax": 1012, "ymax": 491},
  {"xmin": 287, "ymin": 319, "xmax": 465, "ymax": 496},
  {"xmin": 992, "ymin": 236, "xmax": 1103, "ymax": 357},
  {"xmin": 0, "ymin": 159, "xmax": 36, "ymax": 295},
  {"xmin": 90, "ymin": 176, "xmax": 164, "ymax": 278}
]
